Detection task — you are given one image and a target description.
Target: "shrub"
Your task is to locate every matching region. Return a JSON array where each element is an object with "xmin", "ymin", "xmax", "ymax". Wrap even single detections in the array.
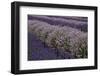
[{"xmin": 28, "ymin": 20, "xmax": 88, "ymax": 58}]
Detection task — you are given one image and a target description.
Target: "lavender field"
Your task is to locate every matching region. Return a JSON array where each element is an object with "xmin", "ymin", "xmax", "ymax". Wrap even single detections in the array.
[{"xmin": 28, "ymin": 15, "xmax": 88, "ymax": 61}]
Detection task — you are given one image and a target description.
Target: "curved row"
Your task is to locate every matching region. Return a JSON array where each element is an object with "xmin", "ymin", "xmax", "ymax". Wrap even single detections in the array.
[
  {"xmin": 28, "ymin": 15, "xmax": 88, "ymax": 32},
  {"xmin": 28, "ymin": 20, "xmax": 88, "ymax": 58}
]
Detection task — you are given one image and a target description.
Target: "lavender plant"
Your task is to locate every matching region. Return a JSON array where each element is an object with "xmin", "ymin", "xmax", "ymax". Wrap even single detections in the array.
[
  {"xmin": 28, "ymin": 19, "xmax": 87, "ymax": 58},
  {"xmin": 28, "ymin": 15, "xmax": 88, "ymax": 32}
]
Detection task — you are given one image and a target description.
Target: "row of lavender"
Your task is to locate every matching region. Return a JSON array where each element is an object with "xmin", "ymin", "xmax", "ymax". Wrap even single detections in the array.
[
  {"xmin": 28, "ymin": 15, "xmax": 88, "ymax": 32},
  {"xmin": 28, "ymin": 20, "xmax": 87, "ymax": 58},
  {"xmin": 47, "ymin": 16, "xmax": 87, "ymax": 22}
]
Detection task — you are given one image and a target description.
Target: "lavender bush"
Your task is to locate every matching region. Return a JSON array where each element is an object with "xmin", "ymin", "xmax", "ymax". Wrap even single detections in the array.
[
  {"xmin": 28, "ymin": 15, "xmax": 88, "ymax": 32},
  {"xmin": 28, "ymin": 20, "xmax": 87, "ymax": 58}
]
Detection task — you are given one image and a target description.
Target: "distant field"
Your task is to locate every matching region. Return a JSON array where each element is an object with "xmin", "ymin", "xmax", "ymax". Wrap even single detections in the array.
[
  {"xmin": 28, "ymin": 15, "xmax": 88, "ymax": 60},
  {"xmin": 28, "ymin": 15, "xmax": 88, "ymax": 32}
]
